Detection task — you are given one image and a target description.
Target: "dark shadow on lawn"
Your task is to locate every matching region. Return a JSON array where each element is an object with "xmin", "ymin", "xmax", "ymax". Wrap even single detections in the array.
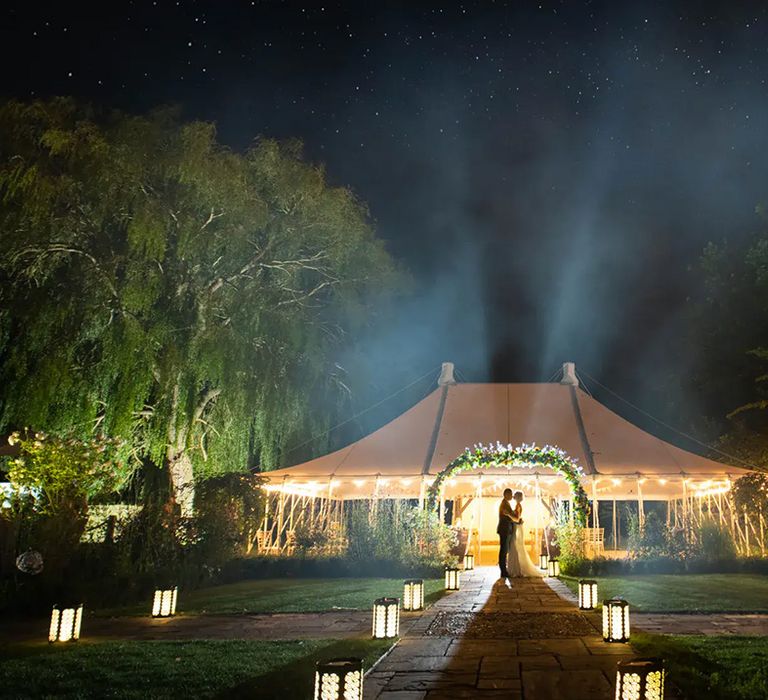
[{"xmin": 217, "ymin": 638, "xmax": 390, "ymax": 700}]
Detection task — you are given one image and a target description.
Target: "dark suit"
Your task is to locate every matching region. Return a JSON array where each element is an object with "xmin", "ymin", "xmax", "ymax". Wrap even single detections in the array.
[{"xmin": 497, "ymin": 499, "xmax": 515, "ymax": 576}]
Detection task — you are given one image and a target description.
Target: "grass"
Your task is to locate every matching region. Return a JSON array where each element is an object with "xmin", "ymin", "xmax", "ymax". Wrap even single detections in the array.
[
  {"xmin": 632, "ymin": 632, "xmax": 768, "ymax": 700},
  {"xmin": 561, "ymin": 573, "xmax": 768, "ymax": 612},
  {"xmin": 98, "ymin": 577, "xmax": 445, "ymax": 616},
  {"xmin": 0, "ymin": 638, "xmax": 392, "ymax": 699}
]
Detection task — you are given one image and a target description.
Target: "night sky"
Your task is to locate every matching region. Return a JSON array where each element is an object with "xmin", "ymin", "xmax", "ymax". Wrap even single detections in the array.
[{"xmin": 4, "ymin": 0, "xmax": 768, "ymax": 412}]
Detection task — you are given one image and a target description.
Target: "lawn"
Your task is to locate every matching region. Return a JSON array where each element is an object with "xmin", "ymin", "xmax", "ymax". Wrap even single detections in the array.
[
  {"xmin": 562, "ymin": 573, "xmax": 768, "ymax": 612},
  {"xmin": 99, "ymin": 577, "xmax": 445, "ymax": 616},
  {"xmin": 633, "ymin": 632, "xmax": 768, "ymax": 700},
  {"xmin": 0, "ymin": 638, "xmax": 392, "ymax": 699}
]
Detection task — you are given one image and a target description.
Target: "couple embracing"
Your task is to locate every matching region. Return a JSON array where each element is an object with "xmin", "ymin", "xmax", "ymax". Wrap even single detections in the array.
[{"xmin": 497, "ymin": 488, "xmax": 542, "ymax": 578}]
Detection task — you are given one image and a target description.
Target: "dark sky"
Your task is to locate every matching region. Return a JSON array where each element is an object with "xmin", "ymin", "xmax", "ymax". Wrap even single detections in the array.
[{"xmin": 3, "ymin": 0, "xmax": 768, "ymax": 409}]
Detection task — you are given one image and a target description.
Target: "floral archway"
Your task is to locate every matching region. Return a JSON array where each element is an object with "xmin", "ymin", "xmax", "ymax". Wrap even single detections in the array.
[{"xmin": 426, "ymin": 442, "xmax": 590, "ymax": 526}]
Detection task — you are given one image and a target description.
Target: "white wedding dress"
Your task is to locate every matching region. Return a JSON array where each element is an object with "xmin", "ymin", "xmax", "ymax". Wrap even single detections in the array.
[{"xmin": 507, "ymin": 509, "xmax": 544, "ymax": 578}]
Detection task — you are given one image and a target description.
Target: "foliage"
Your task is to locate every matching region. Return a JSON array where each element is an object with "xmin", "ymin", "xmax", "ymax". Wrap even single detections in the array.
[
  {"xmin": 193, "ymin": 472, "xmax": 266, "ymax": 562},
  {"xmin": 698, "ymin": 521, "xmax": 738, "ymax": 561},
  {"xmin": 427, "ymin": 442, "xmax": 589, "ymax": 525},
  {"xmin": 552, "ymin": 516, "xmax": 586, "ymax": 574},
  {"xmin": 0, "ymin": 99, "xmax": 399, "ymax": 501},
  {"xmin": 732, "ymin": 471, "xmax": 768, "ymax": 519},
  {"xmin": 345, "ymin": 500, "xmax": 456, "ymax": 570},
  {"xmin": 625, "ymin": 510, "xmax": 694, "ymax": 560},
  {"xmin": 4, "ymin": 430, "xmax": 130, "ymax": 514}
]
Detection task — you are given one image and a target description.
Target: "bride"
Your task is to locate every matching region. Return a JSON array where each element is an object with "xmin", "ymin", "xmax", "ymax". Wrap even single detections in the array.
[{"xmin": 507, "ymin": 491, "xmax": 544, "ymax": 577}]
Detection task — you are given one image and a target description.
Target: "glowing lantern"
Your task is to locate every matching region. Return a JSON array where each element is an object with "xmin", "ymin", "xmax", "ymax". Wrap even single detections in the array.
[
  {"xmin": 547, "ymin": 558, "xmax": 560, "ymax": 577},
  {"xmin": 539, "ymin": 554, "xmax": 548, "ymax": 570},
  {"xmin": 49, "ymin": 604, "xmax": 83, "ymax": 643},
  {"xmin": 402, "ymin": 579, "xmax": 424, "ymax": 611},
  {"xmin": 152, "ymin": 587, "xmax": 178, "ymax": 618},
  {"xmin": 615, "ymin": 658, "xmax": 665, "ymax": 700},
  {"xmin": 445, "ymin": 566, "xmax": 461, "ymax": 590},
  {"xmin": 463, "ymin": 553, "xmax": 475, "ymax": 570},
  {"xmin": 603, "ymin": 598, "xmax": 630, "ymax": 642},
  {"xmin": 372, "ymin": 597, "xmax": 399, "ymax": 638},
  {"xmin": 314, "ymin": 658, "xmax": 363, "ymax": 700},
  {"xmin": 578, "ymin": 579, "xmax": 598, "ymax": 610}
]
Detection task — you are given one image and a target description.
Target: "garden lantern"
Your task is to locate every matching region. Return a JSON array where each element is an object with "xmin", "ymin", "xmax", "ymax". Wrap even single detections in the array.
[
  {"xmin": 49, "ymin": 604, "xmax": 83, "ymax": 643},
  {"xmin": 603, "ymin": 598, "xmax": 630, "ymax": 642},
  {"xmin": 445, "ymin": 566, "xmax": 460, "ymax": 590},
  {"xmin": 539, "ymin": 554, "xmax": 548, "ymax": 570},
  {"xmin": 463, "ymin": 553, "xmax": 475, "ymax": 570},
  {"xmin": 372, "ymin": 597, "xmax": 399, "ymax": 638},
  {"xmin": 314, "ymin": 657, "xmax": 363, "ymax": 700},
  {"xmin": 615, "ymin": 658, "xmax": 665, "ymax": 700},
  {"xmin": 578, "ymin": 579, "xmax": 598, "ymax": 610},
  {"xmin": 402, "ymin": 579, "xmax": 424, "ymax": 611},
  {"xmin": 547, "ymin": 558, "xmax": 560, "ymax": 577},
  {"xmin": 152, "ymin": 587, "xmax": 178, "ymax": 618}
]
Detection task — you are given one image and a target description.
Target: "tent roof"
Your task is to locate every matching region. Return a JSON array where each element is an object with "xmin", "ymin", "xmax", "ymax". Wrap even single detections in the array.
[{"xmin": 265, "ymin": 382, "xmax": 752, "ymax": 499}]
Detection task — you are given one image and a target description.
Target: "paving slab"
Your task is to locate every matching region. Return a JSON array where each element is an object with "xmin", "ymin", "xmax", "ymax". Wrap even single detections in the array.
[{"xmin": 364, "ymin": 567, "xmax": 637, "ymax": 700}]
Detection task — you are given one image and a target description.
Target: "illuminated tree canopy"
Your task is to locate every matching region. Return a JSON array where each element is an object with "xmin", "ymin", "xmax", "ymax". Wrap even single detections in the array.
[
  {"xmin": 426, "ymin": 442, "xmax": 590, "ymax": 525},
  {"xmin": 0, "ymin": 99, "xmax": 398, "ymax": 504}
]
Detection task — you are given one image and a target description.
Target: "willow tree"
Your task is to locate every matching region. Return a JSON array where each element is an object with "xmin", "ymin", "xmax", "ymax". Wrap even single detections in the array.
[{"xmin": 0, "ymin": 99, "xmax": 397, "ymax": 510}]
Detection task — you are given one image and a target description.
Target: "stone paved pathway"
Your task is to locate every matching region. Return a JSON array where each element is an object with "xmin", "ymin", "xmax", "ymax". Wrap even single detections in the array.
[{"xmin": 364, "ymin": 567, "xmax": 635, "ymax": 700}]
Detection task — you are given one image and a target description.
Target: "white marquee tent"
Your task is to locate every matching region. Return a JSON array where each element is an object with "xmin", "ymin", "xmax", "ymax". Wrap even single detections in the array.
[{"xmin": 259, "ymin": 362, "xmax": 758, "ymax": 562}]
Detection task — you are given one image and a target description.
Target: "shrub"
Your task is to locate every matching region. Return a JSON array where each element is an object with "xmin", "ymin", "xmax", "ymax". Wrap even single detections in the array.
[
  {"xmin": 698, "ymin": 521, "xmax": 737, "ymax": 561},
  {"xmin": 552, "ymin": 509, "xmax": 586, "ymax": 574},
  {"xmin": 344, "ymin": 500, "xmax": 456, "ymax": 569}
]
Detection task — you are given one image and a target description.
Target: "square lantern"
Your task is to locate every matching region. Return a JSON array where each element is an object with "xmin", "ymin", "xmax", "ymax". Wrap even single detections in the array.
[
  {"xmin": 603, "ymin": 598, "xmax": 630, "ymax": 642},
  {"xmin": 403, "ymin": 579, "xmax": 424, "ymax": 611},
  {"xmin": 372, "ymin": 597, "xmax": 399, "ymax": 639},
  {"xmin": 314, "ymin": 657, "xmax": 363, "ymax": 700},
  {"xmin": 539, "ymin": 553, "xmax": 548, "ymax": 570},
  {"xmin": 463, "ymin": 553, "xmax": 475, "ymax": 571},
  {"xmin": 152, "ymin": 587, "xmax": 178, "ymax": 618},
  {"xmin": 547, "ymin": 558, "xmax": 560, "ymax": 577},
  {"xmin": 445, "ymin": 566, "xmax": 461, "ymax": 591},
  {"xmin": 616, "ymin": 658, "xmax": 665, "ymax": 700},
  {"xmin": 49, "ymin": 604, "xmax": 83, "ymax": 643},
  {"xmin": 578, "ymin": 579, "xmax": 598, "ymax": 610}
]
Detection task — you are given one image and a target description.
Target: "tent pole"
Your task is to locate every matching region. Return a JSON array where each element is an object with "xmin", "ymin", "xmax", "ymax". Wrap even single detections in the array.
[
  {"xmin": 418, "ymin": 475, "xmax": 426, "ymax": 510},
  {"xmin": 612, "ymin": 497, "xmax": 617, "ymax": 550},
  {"xmin": 534, "ymin": 474, "xmax": 541, "ymax": 559},
  {"xmin": 636, "ymin": 474, "xmax": 644, "ymax": 530},
  {"xmin": 477, "ymin": 475, "xmax": 484, "ymax": 564}
]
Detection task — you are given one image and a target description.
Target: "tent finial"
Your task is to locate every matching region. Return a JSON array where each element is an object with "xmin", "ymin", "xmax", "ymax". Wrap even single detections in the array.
[
  {"xmin": 438, "ymin": 362, "xmax": 456, "ymax": 386},
  {"xmin": 560, "ymin": 362, "xmax": 578, "ymax": 387}
]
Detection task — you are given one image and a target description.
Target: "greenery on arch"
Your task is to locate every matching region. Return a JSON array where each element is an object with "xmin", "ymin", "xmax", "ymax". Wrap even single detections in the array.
[{"xmin": 426, "ymin": 442, "xmax": 590, "ymax": 526}]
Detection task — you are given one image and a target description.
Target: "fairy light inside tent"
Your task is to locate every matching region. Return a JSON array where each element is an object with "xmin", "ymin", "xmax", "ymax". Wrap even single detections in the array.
[
  {"xmin": 152, "ymin": 587, "xmax": 178, "ymax": 618},
  {"xmin": 615, "ymin": 658, "xmax": 665, "ymax": 700},
  {"xmin": 314, "ymin": 658, "xmax": 363, "ymax": 700},
  {"xmin": 603, "ymin": 598, "xmax": 630, "ymax": 642},
  {"xmin": 445, "ymin": 566, "xmax": 460, "ymax": 590},
  {"xmin": 372, "ymin": 597, "xmax": 399, "ymax": 638},
  {"xmin": 49, "ymin": 604, "xmax": 83, "ymax": 643},
  {"xmin": 402, "ymin": 579, "xmax": 424, "ymax": 611}
]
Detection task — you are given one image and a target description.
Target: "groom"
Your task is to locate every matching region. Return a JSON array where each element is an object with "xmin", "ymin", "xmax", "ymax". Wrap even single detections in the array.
[{"xmin": 497, "ymin": 488, "xmax": 520, "ymax": 578}]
